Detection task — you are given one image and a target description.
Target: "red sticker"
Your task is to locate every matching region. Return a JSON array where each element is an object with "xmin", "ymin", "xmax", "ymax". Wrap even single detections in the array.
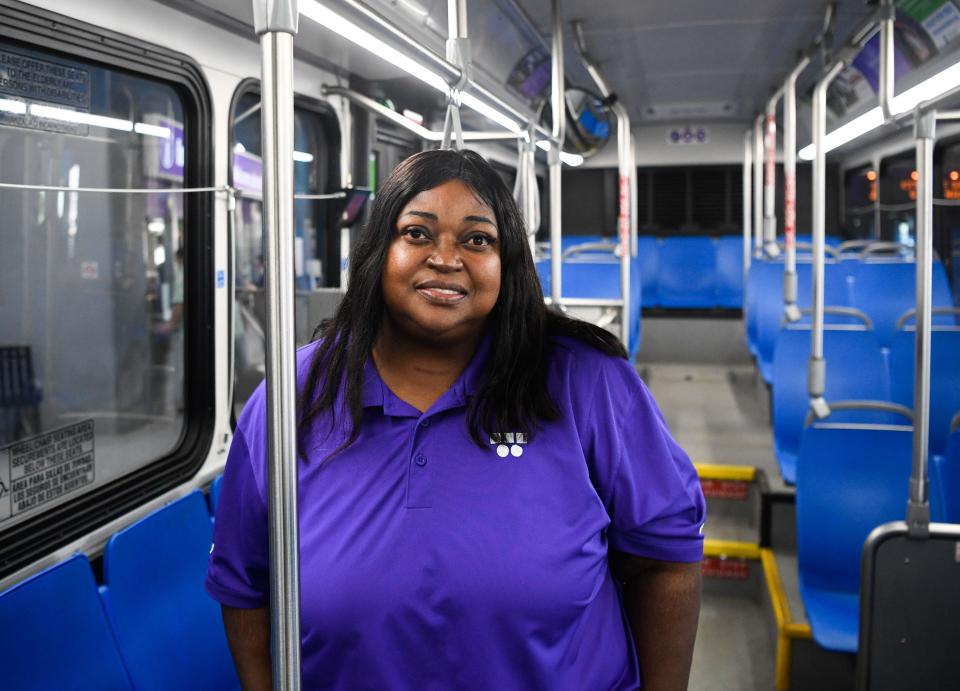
[
  {"xmin": 700, "ymin": 479, "xmax": 750, "ymax": 500},
  {"xmin": 702, "ymin": 557, "xmax": 750, "ymax": 580}
]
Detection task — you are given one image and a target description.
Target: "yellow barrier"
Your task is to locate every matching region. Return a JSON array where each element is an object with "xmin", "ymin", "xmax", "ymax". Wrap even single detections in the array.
[
  {"xmin": 695, "ymin": 463, "xmax": 757, "ymax": 482},
  {"xmin": 760, "ymin": 548, "xmax": 812, "ymax": 690}
]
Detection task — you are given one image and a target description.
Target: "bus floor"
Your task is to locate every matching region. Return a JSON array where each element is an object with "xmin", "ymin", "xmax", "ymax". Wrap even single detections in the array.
[{"xmin": 637, "ymin": 316, "xmax": 788, "ymax": 690}]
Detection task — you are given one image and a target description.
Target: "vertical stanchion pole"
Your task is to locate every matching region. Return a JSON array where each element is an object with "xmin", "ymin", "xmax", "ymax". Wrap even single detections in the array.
[
  {"xmin": 549, "ymin": 0, "xmax": 564, "ymax": 306},
  {"xmin": 753, "ymin": 115, "xmax": 764, "ymax": 258},
  {"xmin": 783, "ymin": 58, "xmax": 809, "ymax": 322},
  {"xmin": 441, "ymin": 0, "xmax": 469, "ymax": 150},
  {"xmin": 253, "ymin": 1, "xmax": 301, "ymax": 689},
  {"xmin": 808, "ymin": 62, "xmax": 843, "ymax": 420},
  {"xmin": 909, "ymin": 109, "xmax": 935, "ymax": 537},
  {"xmin": 743, "ymin": 129, "xmax": 753, "ymax": 284},
  {"xmin": 764, "ymin": 95, "xmax": 781, "ymax": 257},
  {"xmin": 879, "ymin": 0, "xmax": 895, "ymax": 119},
  {"xmin": 629, "ymin": 131, "xmax": 638, "ymax": 258}
]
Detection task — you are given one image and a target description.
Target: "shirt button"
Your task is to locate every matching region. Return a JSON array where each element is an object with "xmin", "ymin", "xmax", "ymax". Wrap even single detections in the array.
[
  {"xmin": 419, "ymin": 419, "xmax": 430, "ymax": 429},
  {"xmin": 415, "ymin": 454, "xmax": 427, "ymax": 467}
]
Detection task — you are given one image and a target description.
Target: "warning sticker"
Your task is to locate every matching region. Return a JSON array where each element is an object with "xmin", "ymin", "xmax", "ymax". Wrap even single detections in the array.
[
  {"xmin": 0, "ymin": 48, "xmax": 90, "ymax": 135},
  {"xmin": 0, "ymin": 420, "xmax": 95, "ymax": 521}
]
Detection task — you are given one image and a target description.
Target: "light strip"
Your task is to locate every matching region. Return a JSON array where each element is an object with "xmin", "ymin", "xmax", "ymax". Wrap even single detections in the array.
[
  {"xmin": 133, "ymin": 122, "xmax": 172, "ymax": 138},
  {"xmin": 536, "ymin": 140, "xmax": 584, "ymax": 167},
  {"xmin": 299, "ymin": 0, "xmax": 449, "ymax": 93},
  {"xmin": 800, "ymin": 58, "xmax": 960, "ymax": 160},
  {"xmin": 30, "ymin": 103, "xmax": 134, "ymax": 132},
  {"xmin": 293, "ymin": 150, "xmax": 315, "ymax": 163},
  {"xmin": 460, "ymin": 92, "xmax": 521, "ymax": 134},
  {"xmin": 0, "ymin": 98, "xmax": 27, "ymax": 115}
]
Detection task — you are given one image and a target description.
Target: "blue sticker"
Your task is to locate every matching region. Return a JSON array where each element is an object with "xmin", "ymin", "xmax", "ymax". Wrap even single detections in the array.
[{"xmin": 216, "ymin": 270, "xmax": 225, "ymax": 289}]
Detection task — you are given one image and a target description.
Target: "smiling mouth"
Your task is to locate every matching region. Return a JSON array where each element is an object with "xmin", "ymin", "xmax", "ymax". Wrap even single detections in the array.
[{"xmin": 415, "ymin": 281, "xmax": 468, "ymax": 305}]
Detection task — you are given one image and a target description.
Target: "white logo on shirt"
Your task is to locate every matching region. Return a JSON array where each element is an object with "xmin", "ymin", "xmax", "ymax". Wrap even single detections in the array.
[{"xmin": 490, "ymin": 432, "xmax": 526, "ymax": 458}]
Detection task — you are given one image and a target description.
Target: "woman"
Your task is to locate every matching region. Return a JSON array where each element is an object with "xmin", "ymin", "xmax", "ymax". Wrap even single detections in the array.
[{"xmin": 207, "ymin": 149, "xmax": 705, "ymax": 690}]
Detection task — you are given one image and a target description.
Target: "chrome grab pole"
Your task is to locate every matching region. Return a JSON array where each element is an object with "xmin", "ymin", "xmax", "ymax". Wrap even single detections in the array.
[
  {"xmin": 753, "ymin": 114, "xmax": 764, "ymax": 258},
  {"xmin": 570, "ymin": 19, "xmax": 630, "ymax": 346},
  {"xmin": 879, "ymin": 0, "xmax": 895, "ymax": 119},
  {"xmin": 252, "ymin": 1, "xmax": 301, "ymax": 689},
  {"xmin": 549, "ymin": 0, "xmax": 564, "ymax": 307},
  {"xmin": 763, "ymin": 92, "xmax": 782, "ymax": 258},
  {"xmin": 909, "ymin": 109, "xmax": 936, "ymax": 536},
  {"xmin": 783, "ymin": 57, "xmax": 810, "ymax": 323},
  {"xmin": 742, "ymin": 129, "xmax": 753, "ymax": 284},
  {"xmin": 808, "ymin": 60, "xmax": 845, "ymax": 421}
]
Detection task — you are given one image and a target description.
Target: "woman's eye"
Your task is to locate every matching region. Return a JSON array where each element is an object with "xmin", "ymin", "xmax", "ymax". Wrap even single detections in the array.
[
  {"xmin": 466, "ymin": 233, "xmax": 495, "ymax": 247},
  {"xmin": 402, "ymin": 227, "xmax": 428, "ymax": 240}
]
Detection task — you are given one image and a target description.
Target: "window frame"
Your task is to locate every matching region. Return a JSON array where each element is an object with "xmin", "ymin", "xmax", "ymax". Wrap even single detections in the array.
[{"xmin": 0, "ymin": 0, "xmax": 216, "ymax": 579}]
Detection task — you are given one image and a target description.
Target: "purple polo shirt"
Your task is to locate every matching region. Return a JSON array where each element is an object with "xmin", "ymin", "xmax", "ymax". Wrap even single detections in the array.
[{"xmin": 206, "ymin": 335, "xmax": 705, "ymax": 690}]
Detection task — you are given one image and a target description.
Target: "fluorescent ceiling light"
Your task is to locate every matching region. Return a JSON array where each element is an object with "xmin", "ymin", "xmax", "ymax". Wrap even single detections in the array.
[
  {"xmin": 799, "ymin": 58, "xmax": 960, "ymax": 160},
  {"xmin": 536, "ymin": 140, "xmax": 584, "ymax": 167},
  {"xmin": 30, "ymin": 103, "xmax": 134, "ymax": 132},
  {"xmin": 234, "ymin": 142, "xmax": 247, "ymax": 153},
  {"xmin": 293, "ymin": 150, "xmax": 315, "ymax": 163},
  {"xmin": 300, "ymin": 0, "xmax": 449, "ymax": 93},
  {"xmin": 397, "ymin": 0, "xmax": 429, "ymax": 17},
  {"xmin": 799, "ymin": 107, "xmax": 883, "ymax": 160},
  {"xmin": 460, "ymin": 92, "xmax": 521, "ymax": 134},
  {"xmin": 134, "ymin": 122, "xmax": 172, "ymax": 138},
  {"xmin": 0, "ymin": 98, "xmax": 27, "ymax": 115}
]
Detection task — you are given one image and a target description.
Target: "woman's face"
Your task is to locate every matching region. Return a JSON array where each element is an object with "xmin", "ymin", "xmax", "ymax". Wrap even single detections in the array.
[{"xmin": 382, "ymin": 178, "xmax": 501, "ymax": 345}]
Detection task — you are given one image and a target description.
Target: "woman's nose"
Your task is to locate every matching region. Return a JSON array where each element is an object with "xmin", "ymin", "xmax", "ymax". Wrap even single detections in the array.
[{"xmin": 426, "ymin": 238, "xmax": 462, "ymax": 271}]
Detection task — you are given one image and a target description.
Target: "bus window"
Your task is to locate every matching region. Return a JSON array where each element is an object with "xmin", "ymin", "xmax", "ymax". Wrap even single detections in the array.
[
  {"xmin": 844, "ymin": 165, "xmax": 876, "ymax": 238},
  {"xmin": 230, "ymin": 86, "xmax": 339, "ymax": 419},
  {"xmin": 0, "ymin": 32, "xmax": 211, "ymax": 566},
  {"xmin": 879, "ymin": 153, "xmax": 917, "ymax": 247}
]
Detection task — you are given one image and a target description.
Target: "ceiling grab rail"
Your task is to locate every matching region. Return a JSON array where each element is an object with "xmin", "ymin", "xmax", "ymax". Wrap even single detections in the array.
[
  {"xmin": 571, "ymin": 19, "xmax": 631, "ymax": 347},
  {"xmin": 548, "ymin": 0, "xmax": 565, "ymax": 308},
  {"xmin": 808, "ymin": 8, "xmax": 886, "ymax": 421},
  {"xmin": 763, "ymin": 87, "xmax": 784, "ymax": 259},
  {"xmin": 441, "ymin": 0, "xmax": 469, "ymax": 150},
  {"xmin": 252, "ymin": 1, "xmax": 302, "ymax": 690},
  {"xmin": 742, "ymin": 129, "xmax": 753, "ymax": 283},
  {"xmin": 753, "ymin": 114, "xmax": 764, "ymax": 259}
]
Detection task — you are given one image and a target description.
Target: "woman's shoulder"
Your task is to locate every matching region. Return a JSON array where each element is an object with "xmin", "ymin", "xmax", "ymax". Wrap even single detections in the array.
[{"xmin": 548, "ymin": 334, "xmax": 643, "ymax": 401}]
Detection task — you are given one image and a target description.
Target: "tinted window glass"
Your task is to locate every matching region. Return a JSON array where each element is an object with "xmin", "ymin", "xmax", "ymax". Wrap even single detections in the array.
[{"xmin": 0, "ymin": 39, "xmax": 187, "ymax": 528}]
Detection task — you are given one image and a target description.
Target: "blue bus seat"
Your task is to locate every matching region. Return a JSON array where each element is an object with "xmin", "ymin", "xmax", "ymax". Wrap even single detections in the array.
[
  {"xmin": 210, "ymin": 473, "xmax": 224, "ymax": 516},
  {"xmin": 745, "ymin": 260, "xmax": 778, "ymax": 357},
  {"xmin": 935, "ymin": 423, "xmax": 960, "ymax": 523},
  {"xmin": 99, "ymin": 491, "xmax": 241, "ymax": 691},
  {"xmin": 638, "ymin": 236, "xmax": 660, "ymax": 307},
  {"xmin": 797, "ymin": 414, "xmax": 914, "ymax": 653},
  {"xmin": 755, "ymin": 262, "xmax": 851, "ymax": 384},
  {"xmin": 535, "ymin": 257, "xmax": 642, "ymax": 359},
  {"xmin": 772, "ymin": 325, "xmax": 890, "ymax": 483},
  {"xmin": 656, "ymin": 236, "xmax": 717, "ymax": 308},
  {"xmin": 889, "ymin": 328, "xmax": 960, "ymax": 458},
  {"xmin": 847, "ymin": 260, "xmax": 953, "ymax": 347},
  {"xmin": 715, "ymin": 236, "xmax": 744, "ymax": 308},
  {"xmin": 0, "ymin": 554, "xmax": 134, "ymax": 690}
]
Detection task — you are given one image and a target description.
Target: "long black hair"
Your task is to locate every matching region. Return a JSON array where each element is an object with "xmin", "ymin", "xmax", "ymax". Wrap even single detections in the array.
[{"xmin": 297, "ymin": 148, "xmax": 625, "ymax": 455}]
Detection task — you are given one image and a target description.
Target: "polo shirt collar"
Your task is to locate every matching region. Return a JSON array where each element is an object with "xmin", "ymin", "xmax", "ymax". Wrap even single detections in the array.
[{"xmin": 359, "ymin": 330, "xmax": 493, "ymax": 415}]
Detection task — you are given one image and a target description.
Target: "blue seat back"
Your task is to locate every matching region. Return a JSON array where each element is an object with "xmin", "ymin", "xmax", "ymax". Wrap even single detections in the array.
[
  {"xmin": 797, "ymin": 423, "xmax": 913, "ymax": 628},
  {"xmin": 535, "ymin": 258, "xmax": 642, "ymax": 358},
  {"xmin": 847, "ymin": 260, "xmax": 954, "ymax": 347},
  {"xmin": 100, "ymin": 491, "xmax": 240, "ymax": 691},
  {"xmin": 889, "ymin": 329, "xmax": 960, "ymax": 458},
  {"xmin": 210, "ymin": 474, "xmax": 224, "ymax": 516},
  {"xmin": 656, "ymin": 236, "xmax": 717, "ymax": 308},
  {"xmin": 756, "ymin": 262, "xmax": 851, "ymax": 383},
  {"xmin": 937, "ymin": 429, "xmax": 960, "ymax": 523},
  {"xmin": 637, "ymin": 236, "xmax": 660, "ymax": 307},
  {"xmin": 745, "ymin": 260, "xmax": 779, "ymax": 355},
  {"xmin": 772, "ymin": 327, "xmax": 891, "ymax": 482},
  {"xmin": 0, "ymin": 554, "xmax": 133, "ymax": 690},
  {"xmin": 715, "ymin": 236, "xmax": 744, "ymax": 308}
]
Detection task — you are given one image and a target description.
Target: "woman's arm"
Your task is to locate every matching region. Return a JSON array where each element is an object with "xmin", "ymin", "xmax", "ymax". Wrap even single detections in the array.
[
  {"xmin": 222, "ymin": 605, "xmax": 272, "ymax": 691},
  {"xmin": 610, "ymin": 550, "xmax": 702, "ymax": 691}
]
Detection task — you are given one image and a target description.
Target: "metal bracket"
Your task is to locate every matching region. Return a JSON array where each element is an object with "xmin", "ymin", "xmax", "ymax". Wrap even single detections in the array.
[
  {"xmin": 252, "ymin": 0, "xmax": 298, "ymax": 35},
  {"xmin": 907, "ymin": 493, "xmax": 931, "ymax": 538},
  {"xmin": 915, "ymin": 109, "xmax": 936, "ymax": 140},
  {"xmin": 446, "ymin": 37, "xmax": 472, "ymax": 91}
]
